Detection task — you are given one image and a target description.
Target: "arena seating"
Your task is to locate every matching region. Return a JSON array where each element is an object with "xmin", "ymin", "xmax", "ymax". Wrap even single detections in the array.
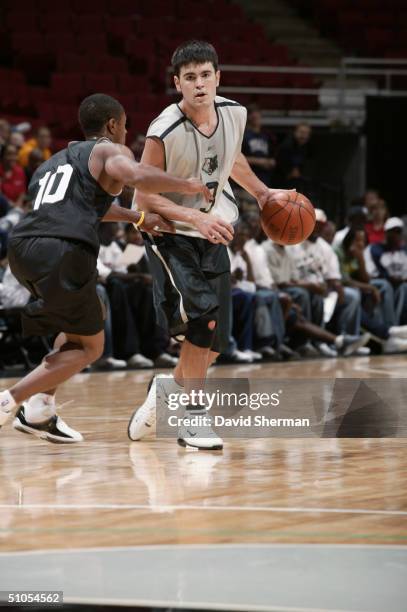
[
  {"xmin": 291, "ymin": 0, "xmax": 407, "ymax": 58},
  {"xmin": 0, "ymin": 0, "xmax": 319, "ymax": 147}
]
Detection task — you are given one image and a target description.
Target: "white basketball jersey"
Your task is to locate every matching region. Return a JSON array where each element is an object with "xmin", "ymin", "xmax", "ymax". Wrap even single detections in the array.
[{"xmin": 135, "ymin": 96, "xmax": 247, "ymax": 238}]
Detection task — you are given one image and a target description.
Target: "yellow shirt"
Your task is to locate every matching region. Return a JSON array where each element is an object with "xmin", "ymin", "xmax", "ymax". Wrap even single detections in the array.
[{"xmin": 18, "ymin": 138, "xmax": 51, "ymax": 168}]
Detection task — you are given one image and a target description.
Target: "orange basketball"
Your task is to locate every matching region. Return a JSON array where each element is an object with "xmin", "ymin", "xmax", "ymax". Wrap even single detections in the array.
[{"xmin": 261, "ymin": 191, "xmax": 316, "ymax": 245}]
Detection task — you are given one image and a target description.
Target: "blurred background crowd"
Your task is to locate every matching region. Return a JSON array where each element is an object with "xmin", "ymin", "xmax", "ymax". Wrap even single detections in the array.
[{"xmin": 1, "ymin": 110, "xmax": 407, "ymax": 372}]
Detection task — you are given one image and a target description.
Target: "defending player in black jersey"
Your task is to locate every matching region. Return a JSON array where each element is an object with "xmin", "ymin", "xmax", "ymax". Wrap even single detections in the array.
[{"xmin": 0, "ymin": 93, "xmax": 210, "ymax": 443}]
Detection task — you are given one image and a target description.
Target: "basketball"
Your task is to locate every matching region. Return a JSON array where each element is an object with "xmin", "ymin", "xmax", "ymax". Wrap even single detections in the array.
[{"xmin": 261, "ymin": 191, "xmax": 316, "ymax": 245}]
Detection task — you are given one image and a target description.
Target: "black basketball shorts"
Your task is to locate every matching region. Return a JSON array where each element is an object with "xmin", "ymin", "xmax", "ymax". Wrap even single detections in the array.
[
  {"xmin": 144, "ymin": 233, "xmax": 231, "ymax": 354},
  {"xmin": 8, "ymin": 236, "xmax": 104, "ymax": 337}
]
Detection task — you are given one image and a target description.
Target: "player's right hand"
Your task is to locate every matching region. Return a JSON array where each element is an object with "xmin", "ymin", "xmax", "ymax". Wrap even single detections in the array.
[
  {"xmin": 193, "ymin": 211, "xmax": 234, "ymax": 245},
  {"xmin": 142, "ymin": 213, "xmax": 175, "ymax": 236},
  {"xmin": 183, "ymin": 178, "xmax": 212, "ymax": 202}
]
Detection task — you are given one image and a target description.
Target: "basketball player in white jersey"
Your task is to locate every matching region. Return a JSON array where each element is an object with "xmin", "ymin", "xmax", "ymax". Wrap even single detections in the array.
[{"xmin": 128, "ymin": 40, "xmax": 292, "ymax": 450}]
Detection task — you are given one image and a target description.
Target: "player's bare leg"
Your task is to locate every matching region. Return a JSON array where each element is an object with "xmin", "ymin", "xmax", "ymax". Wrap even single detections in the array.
[
  {"xmin": 0, "ymin": 331, "xmax": 104, "ymax": 442},
  {"xmin": 128, "ymin": 321, "xmax": 223, "ymax": 449}
]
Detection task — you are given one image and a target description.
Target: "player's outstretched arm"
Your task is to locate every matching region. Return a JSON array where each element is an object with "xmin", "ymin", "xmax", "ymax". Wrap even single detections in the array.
[
  {"xmin": 101, "ymin": 203, "xmax": 175, "ymax": 236},
  {"xmin": 104, "ymin": 149, "xmax": 211, "ymax": 199},
  {"xmin": 230, "ymin": 152, "xmax": 294, "ymax": 210}
]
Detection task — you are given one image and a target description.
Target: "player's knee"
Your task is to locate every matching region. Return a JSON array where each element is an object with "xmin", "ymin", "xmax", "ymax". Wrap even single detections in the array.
[{"xmin": 186, "ymin": 309, "xmax": 218, "ymax": 348}]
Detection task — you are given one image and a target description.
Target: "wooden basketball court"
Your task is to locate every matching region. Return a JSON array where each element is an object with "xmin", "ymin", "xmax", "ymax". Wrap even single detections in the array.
[{"xmin": 1, "ymin": 355, "xmax": 406, "ymax": 610}]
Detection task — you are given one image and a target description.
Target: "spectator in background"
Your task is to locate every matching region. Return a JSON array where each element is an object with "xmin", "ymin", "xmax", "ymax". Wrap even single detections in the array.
[
  {"xmin": 336, "ymin": 228, "xmax": 407, "ymax": 353},
  {"xmin": 8, "ymin": 131, "xmax": 25, "ymax": 151},
  {"xmin": 227, "ymin": 223, "xmax": 257, "ymax": 358},
  {"xmin": 277, "ymin": 122, "xmax": 313, "ymax": 188},
  {"xmin": 242, "ymin": 105, "xmax": 276, "ymax": 187},
  {"xmin": 320, "ymin": 220, "xmax": 336, "ymax": 244},
  {"xmin": 332, "ymin": 205, "xmax": 368, "ymax": 248},
  {"xmin": 243, "ymin": 212, "xmax": 295, "ymax": 360},
  {"xmin": 284, "ymin": 209, "xmax": 364, "ymax": 352},
  {"xmin": 364, "ymin": 189, "xmax": 381, "ymax": 211},
  {"xmin": 18, "ymin": 126, "xmax": 52, "ymax": 168},
  {"xmin": 24, "ymin": 148, "xmax": 44, "ymax": 185},
  {"xmin": 0, "ymin": 144, "xmax": 26, "ymax": 206},
  {"xmin": 369, "ymin": 217, "xmax": 407, "ymax": 325},
  {"xmin": 130, "ymin": 134, "xmax": 146, "ymax": 162},
  {"xmin": 365, "ymin": 200, "xmax": 388, "ymax": 245}
]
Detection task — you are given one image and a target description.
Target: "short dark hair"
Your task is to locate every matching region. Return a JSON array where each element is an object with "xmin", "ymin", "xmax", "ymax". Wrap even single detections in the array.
[
  {"xmin": 78, "ymin": 93, "xmax": 124, "ymax": 137},
  {"xmin": 171, "ymin": 40, "xmax": 218, "ymax": 76}
]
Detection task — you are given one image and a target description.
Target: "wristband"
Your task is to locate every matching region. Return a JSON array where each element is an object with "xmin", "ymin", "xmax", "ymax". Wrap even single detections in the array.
[{"xmin": 134, "ymin": 210, "xmax": 145, "ymax": 229}]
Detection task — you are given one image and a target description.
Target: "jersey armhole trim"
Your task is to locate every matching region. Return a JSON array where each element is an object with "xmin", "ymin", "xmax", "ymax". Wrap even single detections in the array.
[
  {"xmin": 222, "ymin": 189, "xmax": 237, "ymax": 205},
  {"xmin": 215, "ymin": 101, "xmax": 243, "ymax": 107},
  {"xmin": 159, "ymin": 116, "xmax": 187, "ymax": 139},
  {"xmin": 88, "ymin": 140, "xmax": 123, "ymax": 197}
]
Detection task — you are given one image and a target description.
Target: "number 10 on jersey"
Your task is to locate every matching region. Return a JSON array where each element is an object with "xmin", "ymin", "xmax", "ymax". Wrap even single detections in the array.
[{"xmin": 34, "ymin": 164, "xmax": 74, "ymax": 210}]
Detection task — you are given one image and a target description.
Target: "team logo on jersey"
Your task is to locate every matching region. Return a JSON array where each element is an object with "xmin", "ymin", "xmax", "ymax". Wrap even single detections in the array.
[{"xmin": 202, "ymin": 154, "xmax": 218, "ymax": 176}]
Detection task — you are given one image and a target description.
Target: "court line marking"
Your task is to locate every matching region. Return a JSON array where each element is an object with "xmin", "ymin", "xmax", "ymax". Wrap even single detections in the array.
[
  {"xmin": 63, "ymin": 596, "xmax": 366, "ymax": 612},
  {"xmin": 0, "ymin": 503, "xmax": 406, "ymax": 516},
  {"xmin": 0, "ymin": 543, "xmax": 406, "ymax": 557}
]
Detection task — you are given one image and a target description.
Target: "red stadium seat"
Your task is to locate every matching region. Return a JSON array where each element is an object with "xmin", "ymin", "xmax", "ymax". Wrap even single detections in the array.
[{"xmin": 84, "ymin": 74, "xmax": 117, "ymax": 95}]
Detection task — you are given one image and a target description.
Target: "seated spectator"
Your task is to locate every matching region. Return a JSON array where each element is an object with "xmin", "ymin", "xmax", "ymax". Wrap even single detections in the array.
[
  {"xmin": 227, "ymin": 224, "xmax": 257, "ymax": 358},
  {"xmin": 242, "ymin": 105, "xmax": 276, "ymax": 187},
  {"xmin": 264, "ymin": 214, "xmax": 366, "ymax": 357},
  {"xmin": 98, "ymin": 223, "xmax": 177, "ymax": 368},
  {"xmin": 9, "ymin": 131, "xmax": 25, "ymax": 151},
  {"xmin": 0, "ymin": 265, "xmax": 30, "ymax": 308},
  {"xmin": 0, "ymin": 144, "xmax": 26, "ymax": 207},
  {"xmin": 320, "ymin": 220, "xmax": 336, "ymax": 245},
  {"xmin": 333, "ymin": 205, "xmax": 368, "ymax": 248},
  {"xmin": 24, "ymin": 148, "xmax": 44, "ymax": 185},
  {"xmin": 242, "ymin": 213, "xmax": 296, "ymax": 360},
  {"xmin": 335, "ymin": 228, "xmax": 407, "ymax": 353},
  {"xmin": 365, "ymin": 200, "xmax": 388, "ymax": 245},
  {"xmin": 369, "ymin": 217, "xmax": 407, "ymax": 325},
  {"xmin": 276, "ymin": 122, "xmax": 314, "ymax": 190},
  {"xmin": 18, "ymin": 126, "xmax": 52, "ymax": 168}
]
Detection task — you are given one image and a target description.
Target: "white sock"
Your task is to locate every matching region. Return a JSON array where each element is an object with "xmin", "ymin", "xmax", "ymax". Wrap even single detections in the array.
[
  {"xmin": 24, "ymin": 393, "xmax": 56, "ymax": 423},
  {"xmin": 0, "ymin": 390, "xmax": 17, "ymax": 425}
]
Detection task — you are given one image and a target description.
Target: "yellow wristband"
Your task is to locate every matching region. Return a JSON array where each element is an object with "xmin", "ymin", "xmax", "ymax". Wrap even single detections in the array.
[{"xmin": 134, "ymin": 210, "xmax": 145, "ymax": 229}]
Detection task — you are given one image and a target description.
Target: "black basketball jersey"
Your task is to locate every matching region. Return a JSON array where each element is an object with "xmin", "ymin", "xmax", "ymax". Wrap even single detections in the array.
[{"xmin": 11, "ymin": 138, "xmax": 116, "ymax": 254}]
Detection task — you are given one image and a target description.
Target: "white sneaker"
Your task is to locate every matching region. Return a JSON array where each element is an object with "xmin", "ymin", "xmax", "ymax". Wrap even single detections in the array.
[
  {"xmin": 154, "ymin": 353, "xmax": 179, "ymax": 367},
  {"xmin": 383, "ymin": 336, "xmax": 407, "ymax": 353},
  {"xmin": 297, "ymin": 342, "xmax": 320, "ymax": 357},
  {"xmin": 178, "ymin": 407, "xmax": 223, "ymax": 450},
  {"xmin": 243, "ymin": 349, "xmax": 262, "ymax": 361},
  {"xmin": 127, "ymin": 353, "xmax": 154, "ymax": 368},
  {"xmin": 94, "ymin": 356, "xmax": 127, "ymax": 370},
  {"xmin": 389, "ymin": 325, "xmax": 407, "ymax": 339},
  {"xmin": 230, "ymin": 349, "xmax": 253, "ymax": 363},
  {"xmin": 335, "ymin": 333, "xmax": 371, "ymax": 357},
  {"xmin": 356, "ymin": 346, "xmax": 371, "ymax": 356},
  {"xmin": 260, "ymin": 346, "xmax": 278, "ymax": 358},
  {"xmin": 316, "ymin": 342, "xmax": 338, "ymax": 358},
  {"xmin": 13, "ymin": 405, "xmax": 83, "ymax": 443},
  {"xmin": 128, "ymin": 374, "xmax": 177, "ymax": 441}
]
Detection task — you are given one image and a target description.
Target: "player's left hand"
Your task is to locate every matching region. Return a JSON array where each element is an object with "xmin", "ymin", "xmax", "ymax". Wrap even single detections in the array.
[{"xmin": 142, "ymin": 213, "xmax": 175, "ymax": 236}]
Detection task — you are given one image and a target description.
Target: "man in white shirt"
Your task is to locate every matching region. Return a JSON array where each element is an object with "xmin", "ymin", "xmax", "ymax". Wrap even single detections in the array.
[
  {"xmin": 243, "ymin": 213, "xmax": 287, "ymax": 357},
  {"xmin": 286, "ymin": 209, "xmax": 362, "ymax": 336}
]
